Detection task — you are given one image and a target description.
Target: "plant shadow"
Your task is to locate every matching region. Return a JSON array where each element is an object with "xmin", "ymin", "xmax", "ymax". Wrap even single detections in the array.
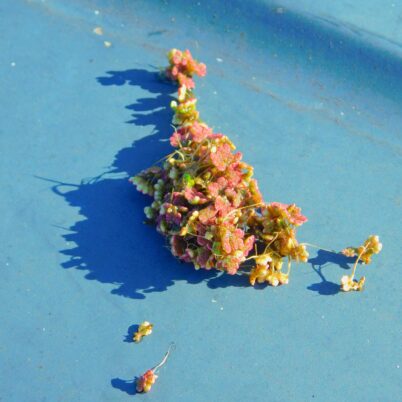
[
  {"xmin": 111, "ymin": 377, "xmax": 137, "ymax": 396},
  {"xmin": 49, "ymin": 68, "xmax": 248, "ymax": 300},
  {"xmin": 307, "ymin": 250, "xmax": 355, "ymax": 296},
  {"xmin": 124, "ymin": 324, "xmax": 139, "ymax": 343}
]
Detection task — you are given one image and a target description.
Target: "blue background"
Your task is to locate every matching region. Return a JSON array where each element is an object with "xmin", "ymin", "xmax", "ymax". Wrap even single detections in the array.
[{"xmin": 1, "ymin": 1, "xmax": 401, "ymax": 401}]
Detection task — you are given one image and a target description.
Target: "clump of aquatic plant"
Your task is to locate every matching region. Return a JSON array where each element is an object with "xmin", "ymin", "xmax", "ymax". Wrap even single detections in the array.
[{"xmin": 131, "ymin": 48, "xmax": 381, "ymax": 291}]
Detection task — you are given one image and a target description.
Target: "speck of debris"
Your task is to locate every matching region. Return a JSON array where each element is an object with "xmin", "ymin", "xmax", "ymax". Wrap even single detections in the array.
[
  {"xmin": 94, "ymin": 9, "xmax": 100, "ymax": 15},
  {"xmin": 276, "ymin": 7, "xmax": 284, "ymax": 14},
  {"xmin": 216, "ymin": 57, "xmax": 223, "ymax": 63},
  {"xmin": 11, "ymin": 62, "xmax": 16, "ymax": 67},
  {"xmin": 340, "ymin": 111, "xmax": 345, "ymax": 116},
  {"xmin": 321, "ymin": 315, "xmax": 325, "ymax": 319},
  {"xmin": 42, "ymin": 328, "xmax": 46, "ymax": 332},
  {"xmin": 397, "ymin": 365, "xmax": 400, "ymax": 369},
  {"xmin": 213, "ymin": 91, "xmax": 218, "ymax": 95},
  {"xmin": 211, "ymin": 299, "xmax": 217, "ymax": 303},
  {"xmin": 93, "ymin": 27, "xmax": 103, "ymax": 35},
  {"xmin": 220, "ymin": 307, "xmax": 224, "ymax": 311},
  {"xmin": 104, "ymin": 41, "xmax": 112, "ymax": 48}
]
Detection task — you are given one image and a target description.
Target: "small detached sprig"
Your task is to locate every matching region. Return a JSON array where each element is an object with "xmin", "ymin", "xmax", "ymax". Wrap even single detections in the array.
[
  {"xmin": 340, "ymin": 235, "xmax": 382, "ymax": 292},
  {"xmin": 133, "ymin": 321, "xmax": 154, "ymax": 343},
  {"xmin": 136, "ymin": 343, "xmax": 175, "ymax": 393},
  {"xmin": 131, "ymin": 48, "xmax": 382, "ymax": 292}
]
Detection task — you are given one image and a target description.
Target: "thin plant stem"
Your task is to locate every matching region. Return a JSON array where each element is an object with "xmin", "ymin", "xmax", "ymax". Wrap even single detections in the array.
[
  {"xmin": 302, "ymin": 242, "xmax": 336, "ymax": 254},
  {"xmin": 152, "ymin": 343, "xmax": 176, "ymax": 373},
  {"xmin": 223, "ymin": 202, "xmax": 264, "ymax": 222},
  {"xmin": 286, "ymin": 257, "xmax": 292, "ymax": 275},
  {"xmin": 350, "ymin": 246, "xmax": 367, "ymax": 280}
]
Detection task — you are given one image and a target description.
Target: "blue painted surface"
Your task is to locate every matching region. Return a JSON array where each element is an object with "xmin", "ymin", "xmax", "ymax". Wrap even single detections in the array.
[{"xmin": 1, "ymin": 1, "xmax": 401, "ymax": 401}]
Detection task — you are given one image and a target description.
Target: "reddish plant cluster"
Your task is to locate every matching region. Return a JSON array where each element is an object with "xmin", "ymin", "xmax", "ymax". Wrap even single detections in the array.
[
  {"xmin": 136, "ymin": 343, "xmax": 174, "ymax": 393},
  {"xmin": 136, "ymin": 369, "xmax": 157, "ymax": 393},
  {"xmin": 165, "ymin": 48, "xmax": 206, "ymax": 89},
  {"xmin": 131, "ymin": 49, "xmax": 308, "ymax": 287}
]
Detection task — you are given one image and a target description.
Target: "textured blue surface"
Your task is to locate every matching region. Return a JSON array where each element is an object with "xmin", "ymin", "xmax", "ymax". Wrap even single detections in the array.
[{"xmin": 1, "ymin": 1, "xmax": 401, "ymax": 401}]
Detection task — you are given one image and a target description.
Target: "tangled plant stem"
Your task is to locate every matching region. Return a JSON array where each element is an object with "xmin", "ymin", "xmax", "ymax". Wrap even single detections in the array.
[{"xmin": 132, "ymin": 48, "xmax": 382, "ymax": 291}]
